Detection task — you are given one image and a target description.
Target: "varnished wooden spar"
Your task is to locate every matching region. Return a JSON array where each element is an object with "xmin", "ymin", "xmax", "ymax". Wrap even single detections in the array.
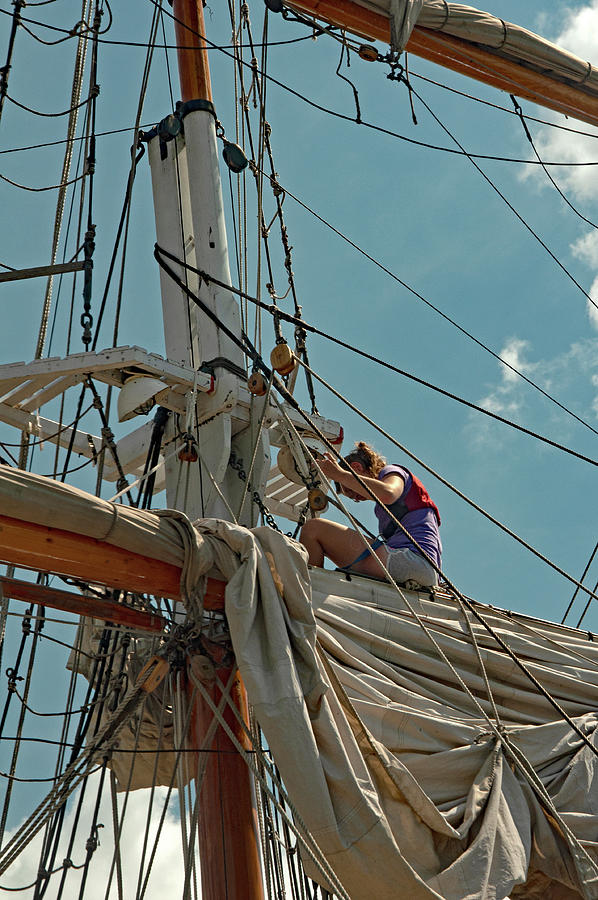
[
  {"xmin": 0, "ymin": 513, "xmax": 226, "ymax": 619},
  {"xmin": 173, "ymin": 0, "xmax": 213, "ymax": 103},
  {"xmin": 288, "ymin": 0, "xmax": 598, "ymax": 128},
  {"xmin": 0, "ymin": 576, "xmax": 167, "ymax": 633}
]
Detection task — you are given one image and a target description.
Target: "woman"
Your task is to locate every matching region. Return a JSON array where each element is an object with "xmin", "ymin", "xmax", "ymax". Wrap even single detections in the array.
[{"xmin": 299, "ymin": 442, "xmax": 442, "ymax": 587}]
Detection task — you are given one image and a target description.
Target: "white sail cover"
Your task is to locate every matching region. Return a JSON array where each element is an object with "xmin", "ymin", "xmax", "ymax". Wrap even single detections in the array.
[
  {"xmin": 1, "ymin": 468, "xmax": 597, "ymax": 898},
  {"xmin": 413, "ymin": 0, "xmax": 597, "ymax": 93},
  {"xmin": 390, "ymin": 0, "xmax": 425, "ymax": 52}
]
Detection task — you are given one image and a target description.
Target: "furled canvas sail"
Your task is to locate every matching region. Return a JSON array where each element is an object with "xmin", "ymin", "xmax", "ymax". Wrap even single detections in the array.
[
  {"xmin": 1, "ymin": 468, "xmax": 597, "ymax": 898},
  {"xmin": 412, "ymin": 0, "xmax": 597, "ymax": 91}
]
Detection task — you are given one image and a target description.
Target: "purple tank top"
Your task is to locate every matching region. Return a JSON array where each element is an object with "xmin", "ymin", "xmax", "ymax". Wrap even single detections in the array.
[{"xmin": 374, "ymin": 465, "xmax": 442, "ymax": 566}]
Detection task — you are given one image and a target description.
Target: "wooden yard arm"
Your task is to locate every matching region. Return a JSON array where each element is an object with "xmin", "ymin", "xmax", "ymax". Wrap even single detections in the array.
[{"xmin": 0, "ymin": 513, "xmax": 226, "ymax": 630}]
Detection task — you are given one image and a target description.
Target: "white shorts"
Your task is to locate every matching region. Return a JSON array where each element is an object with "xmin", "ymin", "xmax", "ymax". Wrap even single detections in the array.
[{"xmin": 384, "ymin": 547, "xmax": 438, "ymax": 588}]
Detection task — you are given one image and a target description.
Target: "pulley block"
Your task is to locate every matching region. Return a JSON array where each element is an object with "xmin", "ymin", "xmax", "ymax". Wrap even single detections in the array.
[
  {"xmin": 358, "ymin": 44, "xmax": 379, "ymax": 62},
  {"xmin": 308, "ymin": 488, "xmax": 328, "ymax": 513},
  {"xmin": 222, "ymin": 140, "xmax": 248, "ymax": 173},
  {"xmin": 247, "ymin": 371, "xmax": 267, "ymax": 396},
  {"xmin": 270, "ymin": 342, "xmax": 296, "ymax": 376},
  {"xmin": 178, "ymin": 434, "xmax": 198, "ymax": 463}
]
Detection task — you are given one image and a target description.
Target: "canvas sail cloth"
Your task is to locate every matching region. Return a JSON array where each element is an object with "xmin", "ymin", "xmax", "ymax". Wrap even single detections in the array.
[{"xmin": 1, "ymin": 468, "xmax": 598, "ymax": 898}]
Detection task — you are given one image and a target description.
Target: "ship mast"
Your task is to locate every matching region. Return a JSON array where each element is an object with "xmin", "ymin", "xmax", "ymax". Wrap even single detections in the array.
[{"xmin": 148, "ymin": 1, "xmax": 266, "ymax": 896}]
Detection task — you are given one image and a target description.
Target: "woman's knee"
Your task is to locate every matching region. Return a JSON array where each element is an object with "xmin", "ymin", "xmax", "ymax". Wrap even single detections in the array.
[{"xmin": 299, "ymin": 517, "xmax": 322, "ymax": 543}]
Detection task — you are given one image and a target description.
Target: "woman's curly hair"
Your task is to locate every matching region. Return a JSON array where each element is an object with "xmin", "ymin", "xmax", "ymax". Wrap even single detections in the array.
[{"xmin": 343, "ymin": 441, "xmax": 386, "ymax": 477}]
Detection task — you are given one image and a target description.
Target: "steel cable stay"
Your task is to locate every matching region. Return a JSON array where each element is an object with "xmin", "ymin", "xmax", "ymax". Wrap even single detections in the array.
[
  {"xmin": 33, "ymin": 626, "xmax": 122, "ymax": 899},
  {"xmin": 572, "ymin": 573, "xmax": 598, "ymax": 631},
  {"xmin": 14, "ymin": 36, "xmax": 165, "ymax": 834},
  {"xmin": 269, "ymin": 383, "xmax": 598, "ymax": 812},
  {"xmin": 562, "ymin": 538, "xmax": 598, "ymax": 626},
  {"xmin": 193, "ymin": 633, "xmax": 598, "ymax": 895},
  {"xmin": 89, "ymin": 0, "xmax": 163, "ymax": 505},
  {"xmin": 8, "ymin": 0, "xmax": 598, "ymax": 180},
  {"xmin": 187, "ymin": 666, "xmax": 352, "ymax": 900},
  {"xmin": 0, "ymin": 6, "xmax": 316, "ymax": 51},
  {"xmin": 509, "ymin": 94, "xmax": 598, "ymax": 232},
  {"xmin": 0, "ymin": 639, "xmax": 160, "ymax": 877},
  {"xmin": 298, "ymin": 355, "xmax": 598, "ymax": 613},
  {"xmin": 410, "ymin": 68, "xmax": 598, "ymax": 138},
  {"xmin": 0, "ymin": 0, "xmax": 25, "ymax": 127},
  {"xmin": 0, "ymin": 125, "xmax": 154, "ymax": 157},
  {"xmin": 134, "ymin": 670, "xmax": 177, "ymax": 900},
  {"xmin": 154, "ymin": 246, "xmax": 598, "ymax": 468},
  {"xmin": 2, "ymin": 8, "xmax": 598, "ymax": 166}
]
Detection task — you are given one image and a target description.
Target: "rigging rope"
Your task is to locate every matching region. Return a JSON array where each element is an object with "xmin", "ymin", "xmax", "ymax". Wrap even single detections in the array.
[
  {"xmin": 396, "ymin": 72, "xmax": 598, "ymax": 316},
  {"xmin": 146, "ymin": 1, "xmax": 598, "ymax": 167},
  {"xmin": 154, "ymin": 242, "xmax": 598, "ymax": 739},
  {"xmin": 0, "ymin": 0, "xmax": 25, "ymax": 126},
  {"xmin": 510, "ymin": 94, "xmax": 598, "ymax": 231},
  {"xmin": 252, "ymin": 174, "xmax": 598, "ymax": 440}
]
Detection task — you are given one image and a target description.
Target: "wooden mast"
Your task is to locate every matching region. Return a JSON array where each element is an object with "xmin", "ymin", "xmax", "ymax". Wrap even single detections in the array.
[
  {"xmin": 170, "ymin": 2, "xmax": 265, "ymax": 898},
  {"xmin": 287, "ymin": 0, "xmax": 598, "ymax": 128}
]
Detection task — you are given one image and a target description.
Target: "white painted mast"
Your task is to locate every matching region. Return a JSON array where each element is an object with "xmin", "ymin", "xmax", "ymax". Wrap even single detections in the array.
[
  {"xmin": 146, "ymin": 2, "xmax": 267, "ymax": 896},
  {"xmin": 147, "ymin": 5, "xmax": 270, "ymax": 525}
]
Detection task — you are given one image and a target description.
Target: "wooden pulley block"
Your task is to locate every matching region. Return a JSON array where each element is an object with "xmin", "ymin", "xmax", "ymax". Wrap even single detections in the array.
[
  {"xmin": 276, "ymin": 447, "xmax": 318, "ymax": 484},
  {"xmin": 308, "ymin": 488, "xmax": 328, "ymax": 513},
  {"xmin": 178, "ymin": 435, "xmax": 198, "ymax": 463},
  {"xmin": 270, "ymin": 342, "xmax": 296, "ymax": 376},
  {"xmin": 189, "ymin": 653, "xmax": 216, "ymax": 684},
  {"xmin": 358, "ymin": 44, "xmax": 378, "ymax": 62},
  {"xmin": 247, "ymin": 371, "xmax": 267, "ymax": 396}
]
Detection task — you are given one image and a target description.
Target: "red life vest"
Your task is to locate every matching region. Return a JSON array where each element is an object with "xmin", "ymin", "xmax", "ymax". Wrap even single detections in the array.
[{"xmin": 381, "ymin": 469, "xmax": 441, "ymax": 540}]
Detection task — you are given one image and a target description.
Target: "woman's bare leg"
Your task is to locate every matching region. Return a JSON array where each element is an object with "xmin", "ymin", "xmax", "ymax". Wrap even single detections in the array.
[{"xmin": 299, "ymin": 519, "xmax": 388, "ymax": 578}]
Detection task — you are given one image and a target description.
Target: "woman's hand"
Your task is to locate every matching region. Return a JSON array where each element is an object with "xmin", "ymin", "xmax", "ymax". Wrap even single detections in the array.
[{"xmin": 317, "ymin": 452, "xmax": 345, "ymax": 480}]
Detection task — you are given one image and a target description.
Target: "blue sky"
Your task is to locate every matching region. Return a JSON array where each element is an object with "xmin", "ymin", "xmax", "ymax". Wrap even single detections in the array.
[{"xmin": 1, "ymin": 0, "xmax": 598, "ymax": 634}]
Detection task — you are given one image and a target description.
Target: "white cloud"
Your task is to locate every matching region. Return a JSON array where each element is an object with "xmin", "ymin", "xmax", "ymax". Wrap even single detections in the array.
[
  {"xmin": 589, "ymin": 276, "xmax": 598, "ymax": 329},
  {"xmin": 553, "ymin": 0, "xmax": 598, "ymax": 64},
  {"xmin": 496, "ymin": 337, "xmax": 536, "ymax": 385},
  {"xmin": 467, "ymin": 335, "xmax": 598, "ymax": 451},
  {"xmin": 593, "ymin": 374, "xmax": 598, "ymax": 416},
  {"xmin": 571, "ymin": 230, "xmax": 598, "ymax": 268},
  {"xmin": 570, "ymin": 235, "xmax": 598, "ymax": 326},
  {"xmin": 477, "ymin": 338, "xmax": 537, "ymax": 419},
  {"xmin": 1, "ymin": 774, "xmax": 191, "ymax": 898}
]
